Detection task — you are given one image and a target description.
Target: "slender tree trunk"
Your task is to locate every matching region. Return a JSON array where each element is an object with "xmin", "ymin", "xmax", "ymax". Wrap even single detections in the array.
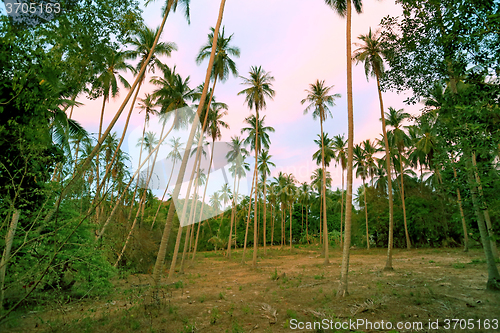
[
  {"xmin": 179, "ymin": 225, "xmax": 191, "ymax": 274},
  {"xmin": 452, "ymin": 165, "xmax": 469, "ymax": 252},
  {"xmin": 263, "ymin": 174, "xmax": 267, "ymax": 255},
  {"xmin": 363, "ymin": 179, "xmax": 369, "ymax": 250},
  {"xmin": 242, "ymin": 167, "xmax": 257, "ymax": 263},
  {"xmin": 465, "ymin": 155, "xmax": 500, "ymax": 290},
  {"xmin": 472, "ymin": 153, "xmax": 498, "ymax": 259},
  {"xmin": 0, "ymin": 210, "xmax": 20, "ymax": 312},
  {"xmin": 281, "ymin": 204, "xmax": 284, "ymax": 248},
  {"xmin": 252, "ymin": 109, "xmax": 260, "ymax": 268},
  {"xmin": 306, "ymin": 205, "xmax": 309, "ymax": 243},
  {"xmin": 289, "ymin": 204, "xmax": 293, "ymax": 252},
  {"xmin": 399, "ymin": 152, "xmax": 411, "ymax": 249},
  {"xmin": 151, "ymin": 160, "xmax": 176, "ymax": 230},
  {"xmin": 338, "ymin": 0, "xmax": 354, "ymax": 296},
  {"xmin": 271, "ymin": 204, "xmax": 274, "ymax": 246},
  {"xmin": 95, "ymin": 97, "xmax": 107, "ymax": 223},
  {"xmin": 340, "ymin": 168, "xmax": 344, "ymax": 247},
  {"xmin": 319, "ymin": 114, "xmax": 329, "ymax": 264},
  {"xmin": 375, "ymin": 71, "xmax": 395, "ymax": 271},
  {"xmin": 152, "ymin": 0, "xmax": 227, "ymax": 287},
  {"xmin": 227, "ymin": 173, "xmax": 239, "ymax": 258}
]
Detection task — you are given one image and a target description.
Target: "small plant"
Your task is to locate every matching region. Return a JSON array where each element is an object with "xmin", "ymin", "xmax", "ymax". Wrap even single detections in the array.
[
  {"xmin": 242, "ymin": 304, "xmax": 250, "ymax": 314},
  {"xmin": 231, "ymin": 320, "xmax": 244, "ymax": 333},
  {"xmin": 199, "ymin": 294, "xmax": 206, "ymax": 303},
  {"xmin": 453, "ymin": 262, "xmax": 465, "ymax": 269},
  {"xmin": 314, "ymin": 273, "xmax": 325, "ymax": 280},
  {"xmin": 218, "ymin": 292, "xmax": 226, "ymax": 300},
  {"xmin": 286, "ymin": 309, "xmax": 298, "ymax": 319},
  {"xmin": 428, "ymin": 260, "xmax": 435, "ymax": 263},
  {"xmin": 238, "ymin": 285, "xmax": 242, "ymax": 291},
  {"xmin": 210, "ymin": 307, "xmax": 220, "ymax": 324},
  {"xmin": 174, "ymin": 280, "xmax": 184, "ymax": 289},
  {"xmin": 271, "ymin": 268, "xmax": 279, "ymax": 280}
]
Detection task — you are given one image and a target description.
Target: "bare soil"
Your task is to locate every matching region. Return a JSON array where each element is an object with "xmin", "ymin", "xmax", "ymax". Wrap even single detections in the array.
[{"xmin": 4, "ymin": 246, "xmax": 500, "ymax": 333}]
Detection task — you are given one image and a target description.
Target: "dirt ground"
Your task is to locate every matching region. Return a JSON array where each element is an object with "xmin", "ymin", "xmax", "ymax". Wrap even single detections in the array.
[{"xmin": 3, "ymin": 245, "xmax": 500, "ymax": 333}]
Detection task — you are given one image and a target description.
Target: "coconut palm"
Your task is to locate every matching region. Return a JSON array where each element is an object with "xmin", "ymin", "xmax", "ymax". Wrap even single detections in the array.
[
  {"xmin": 210, "ymin": 192, "xmax": 222, "ymax": 218},
  {"xmin": 385, "ymin": 106, "xmax": 411, "ymax": 249},
  {"xmin": 352, "ymin": 26, "xmax": 395, "ymax": 272},
  {"xmin": 301, "ymin": 79, "xmax": 340, "ymax": 265},
  {"xmin": 299, "ymin": 182, "xmax": 312, "ymax": 242},
  {"xmin": 238, "ymin": 66, "xmax": 275, "ymax": 268},
  {"xmin": 150, "ymin": 137, "xmax": 184, "ymax": 230},
  {"xmin": 353, "ymin": 144, "xmax": 370, "ymax": 249},
  {"xmin": 258, "ymin": 150, "xmax": 275, "ymax": 255},
  {"xmin": 313, "ymin": 133, "xmax": 336, "ymax": 168},
  {"xmin": 225, "ymin": 137, "xmax": 250, "ymax": 258},
  {"xmin": 325, "ymin": 0, "xmax": 364, "ymax": 296},
  {"xmin": 332, "ymin": 134, "xmax": 347, "ymax": 246}
]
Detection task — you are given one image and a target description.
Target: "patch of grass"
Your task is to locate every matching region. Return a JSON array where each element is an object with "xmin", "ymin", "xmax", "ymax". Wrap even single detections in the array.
[
  {"xmin": 218, "ymin": 292, "xmax": 225, "ymax": 300},
  {"xmin": 238, "ymin": 285, "xmax": 242, "ymax": 291},
  {"xmin": 314, "ymin": 272, "xmax": 325, "ymax": 280},
  {"xmin": 199, "ymin": 294, "xmax": 206, "ymax": 303},
  {"xmin": 174, "ymin": 280, "xmax": 184, "ymax": 289},
  {"xmin": 286, "ymin": 309, "xmax": 298, "ymax": 319},
  {"xmin": 271, "ymin": 268, "xmax": 279, "ymax": 280},
  {"xmin": 231, "ymin": 320, "xmax": 244, "ymax": 333},
  {"xmin": 428, "ymin": 260, "xmax": 435, "ymax": 263},
  {"xmin": 453, "ymin": 262, "xmax": 466, "ymax": 269},
  {"xmin": 242, "ymin": 304, "xmax": 250, "ymax": 314},
  {"xmin": 210, "ymin": 307, "xmax": 219, "ymax": 324}
]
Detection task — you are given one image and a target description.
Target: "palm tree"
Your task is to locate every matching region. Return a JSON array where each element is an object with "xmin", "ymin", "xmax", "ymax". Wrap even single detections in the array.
[
  {"xmin": 352, "ymin": 26, "xmax": 395, "ymax": 272},
  {"xmin": 301, "ymin": 80, "xmax": 340, "ymax": 265},
  {"xmin": 285, "ymin": 174, "xmax": 297, "ymax": 252},
  {"xmin": 219, "ymin": 183, "xmax": 232, "ymax": 212},
  {"xmin": 225, "ymin": 136, "xmax": 250, "ymax": 259},
  {"xmin": 385, "ymin": 106, "xmax": 411, "ymax": 249},
  {"xmin": 299, "ymin": 182, "xmax": 312, "ymax": 241},
  {"xmin": 258, "ymin": 150, "xmax": 275, "ymax": 255},
  {"xmin": 353, "ymin": 144, "xmax": 370, "ymax": 249},
  {"xmin": 332, "ymin": 134, "xmax": 347, "ymax": 246},
  {"xmin": 152, "ymin": 0, "xmax": 228, "ymax": 286},
  {"xmin": 196, "ymin": 25, "xmax": 240, "ymax": 129},
  {"xmin": 151, "ymin": 137, "xmax": 183, "ymax": 230},
  {"xmin": 210, "ymin": 192, "xmax": 222, "ymax": 218},
  {"xmin": 238, "ymin": 66, "xmax": 275, "ymax": 268},
  {"xmin": 325, "ymin": 0, "xmax": 363, "ymax": 297}
]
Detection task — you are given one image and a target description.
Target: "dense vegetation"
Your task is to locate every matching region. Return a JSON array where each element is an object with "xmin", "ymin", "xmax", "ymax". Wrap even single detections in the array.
[{"xmin": 0, "ymin": 0, "xmax": 499, "ymax": 324}]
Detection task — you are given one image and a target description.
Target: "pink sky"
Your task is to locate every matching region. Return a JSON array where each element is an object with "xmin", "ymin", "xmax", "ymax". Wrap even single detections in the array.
[{"xmin": 72, "ymin": 0, "xmax": 423, "ymax": 198}]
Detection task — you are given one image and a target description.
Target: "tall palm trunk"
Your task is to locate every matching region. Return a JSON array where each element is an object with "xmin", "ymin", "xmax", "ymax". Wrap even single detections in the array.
[
  {"xmin": 374, "ymin": 71, "xmax": 395, "ymax": 271},
  {"xmin": 340, "ymin": 168, "xmax": 344, "ymax": 247},
  {"xmin": 0, "ymin": 210, "xmax": 20, "ymax": 312},
  {"xmin": 227, "ymin": 172, "xmax": 240, "ymax": 258},
  {"xmin": 271, "ymin": 204, "xmax": 275, "ymax": 245},
  {"xmin": 452, "ymin": 166, "xmax": 468, "ymax": 251},
  {"xmin": 289, "ymin": 204, "xmax": 293, "ymax": 252},
  {"xmin": 306, "ymin": 205, "xmax": 309, "ymax": 242},
  {"xmin": 338, "ymin": 0, "xmax": 354, "ymax": 296},
  {"xmin": 242, "ymin": 167, "xmax": 257, "ymax": 263},
  {"xmin": 262, "ymin": 174, "xmax": 268, "ymax": 255},
  {"xmin": 252, "ymin": 108, "xmax": 260, "ymax": 268},
  {"xmin": 399, "ymin": 151, "xmax": 411, "ymax": 249},
  {"xmin": 319, "ymin": 113, "xmax": 329, "ymax": 264},
  {"xmin": 151, "ymin": 160, "xmax": 176, "ymax": 230},
  {"xmin": 152, "ymin": 0, "xmax": 227, "ymax": 287},
  {"xmin": 363, "ymin": 179, "xmax": 369, "ymax": 249},
  {"xmin": 95, "ymin": 97, "xmax": 107, "ymax": 222}
]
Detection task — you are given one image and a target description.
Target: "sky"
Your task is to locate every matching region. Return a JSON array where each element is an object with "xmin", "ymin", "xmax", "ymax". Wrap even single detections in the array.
[{"xmin": 62, "ymin": 0, "xmax": 423, "ymax": 202}]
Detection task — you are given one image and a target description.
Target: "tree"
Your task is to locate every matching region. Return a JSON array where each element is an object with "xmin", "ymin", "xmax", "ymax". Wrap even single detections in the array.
[
  {"xmin": 352, "ymin": 26, "xmax": 395, "ymax": 271},
  {"xmin": 353, "ymin": 144, "xmax": 370, "ymax": 249},
  {"xmin": 258, "ymin": 150, "xmax": 275, "ymax": 255},
  {"xmin": 332, "ymin": 134, "xmax": 347, "ymax": 246},
  {"xmin": 238, "ymin": 66, "xmax": 275, "ymax": 268},
  {"xmin": 301, "ymin": 79, "xmax": 341, "ymax": 265},
  {"xmin": 152, "ymin": 0, "xmax": 227, "ymax": 288},
  {"xmin": 324, "ymin": 0, "xmax": 363, "ymax": 296},
  {"xmin": 385, "ymin": 107, "xmax": 411, "ymax": 249}
]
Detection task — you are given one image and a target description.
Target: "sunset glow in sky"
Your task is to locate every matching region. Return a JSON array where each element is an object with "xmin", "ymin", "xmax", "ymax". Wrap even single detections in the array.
[{"xmin": 71, "ymin": 0, "xmax": 423, "ymax": 199}]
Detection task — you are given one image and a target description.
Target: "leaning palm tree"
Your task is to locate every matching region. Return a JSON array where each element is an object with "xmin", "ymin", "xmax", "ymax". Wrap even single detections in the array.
[
  {"xmin": 301, "ymin": 80, "xmax": 340, "ymax": 265},
  {"xmin": 238, "ymin": 66, "xmax": 275, "ymax": 268},
  {"xmin": 352, "ymin": 26, "xmax": 395, "ymax": 272},
  {"xmin": 385, "ymin": 106, "xmax": 411, "ymax": 249},
  {"xmin": 258, "ymin": 150, "xmax": 275, "ymax": 255},
  {"xmin": 325, "ymin": 0, "xmax": 363, "ymax": 297},
  {"xmin": 353, "ymin": 144, "xmax": 370, "ymax": 249}
]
